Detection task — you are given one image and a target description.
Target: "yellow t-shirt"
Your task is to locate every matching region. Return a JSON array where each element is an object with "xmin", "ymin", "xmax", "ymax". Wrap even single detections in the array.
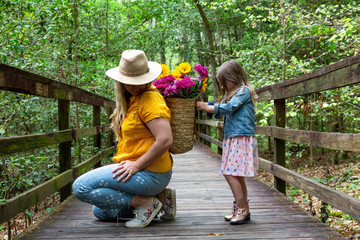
[{"xmin": 112, "ymin": 86, "xmax": 172, "ymax": 173}]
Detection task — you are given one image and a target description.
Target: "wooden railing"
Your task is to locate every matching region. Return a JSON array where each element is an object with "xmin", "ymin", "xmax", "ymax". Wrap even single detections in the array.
[
  {"xmin": 196, "ymin": 54, "xmax": 360, "ymax": 221},
  {"xmin": 0, "ymin": 63, "xmax": 116, "ymax": 226}
]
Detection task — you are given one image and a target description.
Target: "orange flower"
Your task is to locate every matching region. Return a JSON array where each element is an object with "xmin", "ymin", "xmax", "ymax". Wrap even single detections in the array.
[{"xmin": 201, "ymin": 77, "xmax": 208, "ymax": 92}]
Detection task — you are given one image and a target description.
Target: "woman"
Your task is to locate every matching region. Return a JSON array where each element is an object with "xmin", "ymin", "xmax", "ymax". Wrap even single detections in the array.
[{"xmin": 72, "ymin": 49, "xmax": 176, "ymax": 228}]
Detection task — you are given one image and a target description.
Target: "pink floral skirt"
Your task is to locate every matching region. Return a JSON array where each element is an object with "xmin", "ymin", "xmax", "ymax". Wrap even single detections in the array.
[{"xmin": 220, "ymin": 136, "xmax": 259, "ymax": 177}]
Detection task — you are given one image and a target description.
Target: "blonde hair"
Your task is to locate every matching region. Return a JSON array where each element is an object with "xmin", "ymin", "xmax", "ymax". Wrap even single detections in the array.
[
  {"xmin": 110, "ymin": 81, "xmax": 127, "ymax": 139},
  {"xmin": 216, "ymin": 59, "xmax": 258, "ymax": 106}
]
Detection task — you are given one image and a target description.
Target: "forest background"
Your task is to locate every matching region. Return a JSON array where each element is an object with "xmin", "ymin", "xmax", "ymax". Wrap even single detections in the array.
[{"xmin": 1, "ymin": 0, "xmax": 360, "ymax": 238}]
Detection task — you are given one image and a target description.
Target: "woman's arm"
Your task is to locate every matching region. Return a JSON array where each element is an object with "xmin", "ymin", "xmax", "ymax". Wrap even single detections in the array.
[{"xmin": 112, "ymin": 117, "xmax": 173, "ymax": 182}]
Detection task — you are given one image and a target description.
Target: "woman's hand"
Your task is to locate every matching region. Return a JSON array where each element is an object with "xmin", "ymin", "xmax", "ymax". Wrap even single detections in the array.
[{"xmin": 112, "ymin": 161, "xmax": 140, "ymax": 182}]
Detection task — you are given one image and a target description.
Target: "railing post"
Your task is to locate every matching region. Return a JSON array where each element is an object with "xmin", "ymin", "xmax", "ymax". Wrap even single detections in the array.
[
  {"xmin": 93, "ymin": 105, "xmax": 101, "ymax": 168},
  {"xmin": 205, "ymin": 120, "xmax": 211, "ymax": 148},
  {"xmin": 58, "ymin": 99, "xmax": 72, "ymax": 201},
  {"xmin": 274, "ymin": 98, "xmax": 286, "ymax": 194},
  {"xmin": 106, "ymin": 107, "xmax": 114, "ymax": 148},
  {"xmin": 216, "ymin": 120, "xmax": 223, "ymax": 155}
]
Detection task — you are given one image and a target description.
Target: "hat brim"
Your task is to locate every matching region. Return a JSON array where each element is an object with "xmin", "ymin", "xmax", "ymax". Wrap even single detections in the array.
[{"xmin": 105, "ymin": 61, "xmax": 162, "ymax": 85}]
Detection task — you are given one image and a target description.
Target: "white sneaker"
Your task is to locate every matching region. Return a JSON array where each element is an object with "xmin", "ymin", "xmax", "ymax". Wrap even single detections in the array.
[
  {"xmin": 160, "ymin": 188, "xmax": 176, "ymax": 220},
  {"xmin": 125, "ymin": 198, "xmax": 162, "ymax": 228}
]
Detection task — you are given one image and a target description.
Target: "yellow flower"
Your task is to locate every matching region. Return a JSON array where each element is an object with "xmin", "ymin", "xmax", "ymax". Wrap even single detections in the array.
[
  {"xmin": 161, "ymin": 64, "xmax": 170, "ymax": 75},
  {"xmin": 176, "ymin": 62, "xmax": 191, "ymax": 74},
  {"xmin": 171, "ymin": 69, "xmax": 182, "ymax": 80},
  {"xmin": 157, "ymin": 64, "xmax": 170, "ymax": 79}
]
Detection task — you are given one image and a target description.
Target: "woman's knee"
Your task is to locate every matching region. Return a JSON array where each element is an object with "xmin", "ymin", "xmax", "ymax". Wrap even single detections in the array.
[
  {"xmin": 92, "ymin": 206, "xmax": 115, "ymax": 221},
  {"xmin": 72, "ymin": 177, "xmax": 91, "ymax": 199}
]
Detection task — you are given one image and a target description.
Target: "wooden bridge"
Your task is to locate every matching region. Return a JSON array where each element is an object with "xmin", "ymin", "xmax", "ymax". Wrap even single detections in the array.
[
  {"xmin": 1, "ymin": 54, "xmax": 360, "ymax": 239},
  {"xmin": 16, "ymin": 143, "xmax": 345, "ymax": 239}
]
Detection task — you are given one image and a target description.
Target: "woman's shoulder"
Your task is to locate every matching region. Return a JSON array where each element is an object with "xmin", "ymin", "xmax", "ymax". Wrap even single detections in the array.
[
  {"xmin": 141, "ymin": 89, "xmax": 164, "ymax": 103},
  {"xmin": 139, "ymin": 89, "xmax": 167, "ymax": 110}
]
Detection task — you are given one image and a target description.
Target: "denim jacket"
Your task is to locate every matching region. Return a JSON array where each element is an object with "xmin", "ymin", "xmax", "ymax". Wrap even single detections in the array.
[{"xmin": 213, "ymin": 86, "xmax": 255, "ymax": 139}]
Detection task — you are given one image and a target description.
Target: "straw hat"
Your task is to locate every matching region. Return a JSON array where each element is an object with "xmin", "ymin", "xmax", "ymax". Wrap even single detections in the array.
[{"xmin": 105, "ymin": 49, "xmax": 162, "ymax": 85}]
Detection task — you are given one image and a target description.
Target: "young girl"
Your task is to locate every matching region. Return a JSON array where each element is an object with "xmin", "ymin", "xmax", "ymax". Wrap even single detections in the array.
[{"xmin": 196, "ymin": 59, "xmax": 259, "ymax": 225}]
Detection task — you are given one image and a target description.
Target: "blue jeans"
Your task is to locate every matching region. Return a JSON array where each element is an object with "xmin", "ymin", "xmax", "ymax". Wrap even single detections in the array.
[{"xmin": 72, "ymin": 163, "xmax": 172, "ymax": 221}]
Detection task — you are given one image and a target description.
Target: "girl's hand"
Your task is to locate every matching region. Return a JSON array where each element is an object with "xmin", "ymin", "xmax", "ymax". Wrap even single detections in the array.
[
  {"xmin": 112, "ymin": 161, "xmax": 140, "ymax": 182},
  {"xmin": 196, "ymin": 100, "xmax": 208, "ymax": 112},
  {"xmin": 196, "ymin": 100, "xmax": 215, "ymax": 114}
]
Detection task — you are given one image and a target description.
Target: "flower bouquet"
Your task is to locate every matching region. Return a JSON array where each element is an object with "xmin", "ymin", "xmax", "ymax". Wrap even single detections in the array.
[{"xmin": 153, "ymin": 62, "xmax": 208, "ymax": 154}]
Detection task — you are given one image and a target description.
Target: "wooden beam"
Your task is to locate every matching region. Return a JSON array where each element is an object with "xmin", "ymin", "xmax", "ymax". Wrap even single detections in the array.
[
  {"xmin": 259, "ymin": 157, "xmax": 360, "ymax": 220},
  {"xmin": 0, "ymin": 63, "xmax": 115, "ymax": 108},
  {"xmin": 198, "ymin": 132, "xmax": 222, "ymax": 148},
  {"xmin": 72, "ymin": 146, "xmax": 115, "ymax": 178},
  {"xmin": 274, "ymin": 99, "xmax": 286, "ymax": 194},
  {"xmin": 256, "ymin": 54, "xmax": 360, "ymax": 101},
  {"xmin": 93, "ymin": 105, "xmax": 102, "ymax": 168},
  {"xmin": 256, "ymin": 126, "xmax": 360, "ymax": 152},
  {"xmin": 197, "ymin": 119, "xmax": 223, "ymax": 128},
  {"xmin": 58, "ymin": 99, "xmax": 72, "ymax": 201},
  {"xmin": 0, "ymin": 125, "xmax": 112, "ymax": 155}
]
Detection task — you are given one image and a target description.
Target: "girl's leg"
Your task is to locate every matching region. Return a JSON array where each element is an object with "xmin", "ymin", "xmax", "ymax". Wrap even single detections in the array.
[
  {"xmin": 224, "ymin": 175, "xmax": 250, "ymax": 224},
  {"xmin": 224, "ymin": 175, "xmax": 246, "ymax": 207},
  {"xmin": 239, "ymin": 177, "xmax": 248, "ymax": 204}
]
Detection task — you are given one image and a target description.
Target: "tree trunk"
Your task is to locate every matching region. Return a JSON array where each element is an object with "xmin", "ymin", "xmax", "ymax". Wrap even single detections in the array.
[
  {"xmin": 105, "ymin": 0, "xmax": 109, "ymax": 69},
  {"xmin": 194, "ymin": 0, "xmax": 217, "ymax": 99},
  {"xmin": 73, "ymin": 0, "xmax": 82, "ymax": 164}
]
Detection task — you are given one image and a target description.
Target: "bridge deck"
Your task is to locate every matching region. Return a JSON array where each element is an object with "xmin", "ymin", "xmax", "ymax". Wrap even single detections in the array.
[{"xmin": 18, "ymin": 143, "xmax": 345, "ymax": 239}]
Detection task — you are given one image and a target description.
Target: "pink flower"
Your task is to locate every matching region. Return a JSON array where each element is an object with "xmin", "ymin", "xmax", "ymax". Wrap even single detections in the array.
[{"xmin": 194, "ymin": 64, "xmax": 209, "ymax": 79}]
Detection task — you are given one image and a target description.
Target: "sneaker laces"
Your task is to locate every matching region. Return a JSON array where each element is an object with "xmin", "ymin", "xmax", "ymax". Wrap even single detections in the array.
[{"xmin": 132, "ymin": 208, "xmax": 144, "ymax": 221}]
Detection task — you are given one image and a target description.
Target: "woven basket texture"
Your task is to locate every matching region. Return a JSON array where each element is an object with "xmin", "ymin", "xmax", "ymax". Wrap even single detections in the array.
[{"xmin": 166, "ymin": 98, "xmax": 196, "ymax": 154}]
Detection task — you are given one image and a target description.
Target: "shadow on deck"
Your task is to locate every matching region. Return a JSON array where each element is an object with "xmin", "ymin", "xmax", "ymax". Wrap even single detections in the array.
[{"xmin": 17, "ymin": 143, "xmax": 345, "ymax": 239}]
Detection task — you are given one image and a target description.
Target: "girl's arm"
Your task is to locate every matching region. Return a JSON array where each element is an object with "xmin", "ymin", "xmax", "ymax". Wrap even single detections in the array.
[
  {"xmin": 196, "ymin": 100, "xmax": 215, "ymax": 113},
  {"xmin": 214, "ymin": 87, "xmax": 250, "ymax": 117}
]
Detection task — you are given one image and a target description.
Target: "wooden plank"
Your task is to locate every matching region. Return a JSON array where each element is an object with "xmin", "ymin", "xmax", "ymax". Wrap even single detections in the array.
[
  {"xmin": 197, "ymin": 119, "xmax": 223, "ymax": 128},
  {"xmin": 259, "ymin": 157, "xmax": 360, "ymax": 220},
  {"xmin": 197, "ymin": 132, "xmax": 222, "ymax": 147},
  {"xmin": 256, "ymin": 54, "xmax": 360, "ymax": 101},
  {"xmin": 0, "ymin": 125, "xmax": 112, "ymax": 155},
  {"xmin": 274, "ymin": 99, "xmax": 286, "ymax": 194},
  {"xmin": 93, "ymin": 106, "xmax": 101, "ymax": 168},
  {"xmin": 256, "ymin": 126, "xmax": 360, "ymax": 152},
  {"xmin": 0, "ymin": 63, "xmax": 115, "ymax": 108},
  {"xmin": 58, "ymin": 99, "xmax": 72, "ymax": 201},
  {"xmin": 72, "ymin": 146, "xmax": 116, "ymax": 178},
  {"xmin": 197, "ymin": 121, "xmax": 360, "ymax": 152}
]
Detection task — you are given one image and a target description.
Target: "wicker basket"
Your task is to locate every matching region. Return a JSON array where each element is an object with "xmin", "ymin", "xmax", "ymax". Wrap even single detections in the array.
[{"xmin": 166, "ymin": 97, "xmax": 196, "ymax": 154}]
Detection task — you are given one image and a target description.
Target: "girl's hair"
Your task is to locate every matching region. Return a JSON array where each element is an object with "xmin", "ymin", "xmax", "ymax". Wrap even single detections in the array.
[
  {"xmin": 110, "ymin": 81, "xmax": 128, "ymax": 139},
  {"xmin": 216, "ymin": 59, "xmax": 258, "ymax": 105}
]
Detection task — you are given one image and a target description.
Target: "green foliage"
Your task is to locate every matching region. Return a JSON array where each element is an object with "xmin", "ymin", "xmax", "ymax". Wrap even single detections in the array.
[{"xmin": 0, "ymin": 149, "xmax": 59, "ymax": 199}]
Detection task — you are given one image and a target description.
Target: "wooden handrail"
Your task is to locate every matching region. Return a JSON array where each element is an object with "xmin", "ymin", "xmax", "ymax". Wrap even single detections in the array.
[
  {"xmin": 256, "ymin": 54, "xmax": 360, "ymax": 101},
  {"xmin": 0, "ymin": 63, "xmax": 115, "ymax": 108},
  {"xmin": 0, "ymin": 125, "xmax": 112, "ymax": 155}
]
